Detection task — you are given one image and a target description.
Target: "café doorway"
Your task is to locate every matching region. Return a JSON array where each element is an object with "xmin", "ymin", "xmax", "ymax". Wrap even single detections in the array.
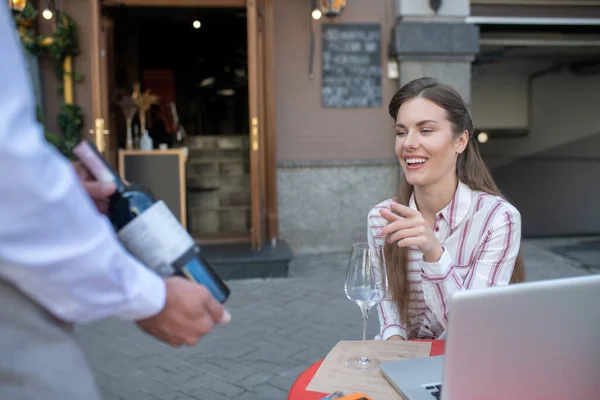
[{"xmin": 91, "ymin": 0, "xmax": 278, "ymax": 250}]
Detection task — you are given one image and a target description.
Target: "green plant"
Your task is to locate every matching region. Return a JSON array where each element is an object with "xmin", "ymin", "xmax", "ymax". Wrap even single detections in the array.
[{"xmin": 13, "ymin": 3, "xmax": 83, "ymax": 159}]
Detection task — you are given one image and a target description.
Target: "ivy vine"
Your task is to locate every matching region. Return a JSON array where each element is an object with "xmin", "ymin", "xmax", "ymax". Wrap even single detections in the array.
[{"xmin": 13, "ymin": 3, "xmax": 83, "ymax": 159}]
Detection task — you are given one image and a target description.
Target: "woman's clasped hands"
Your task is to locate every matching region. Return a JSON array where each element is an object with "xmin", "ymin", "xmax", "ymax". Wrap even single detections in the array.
[{"xmin": 377, "ymin": 201, "xmax": 444, "ymax": 263}]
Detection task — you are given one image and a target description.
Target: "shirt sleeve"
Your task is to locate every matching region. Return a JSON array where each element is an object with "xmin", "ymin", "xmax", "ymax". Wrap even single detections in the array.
[
  {"xmin": 0, "ymin": 7, "xmax": 166, "ymax": 324},
  {"xmin": 419, "ymin": 206, "xmax": 521, "ymax": 329},
  {"xmin": 369, "ymin": 212, "xmax": 408, "ymax": 340}
]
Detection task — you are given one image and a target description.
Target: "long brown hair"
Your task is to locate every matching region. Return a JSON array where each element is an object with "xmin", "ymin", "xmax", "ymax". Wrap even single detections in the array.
[{"xmin": 385, "ymin": 77, "xmax": 524, "ymax": 338}]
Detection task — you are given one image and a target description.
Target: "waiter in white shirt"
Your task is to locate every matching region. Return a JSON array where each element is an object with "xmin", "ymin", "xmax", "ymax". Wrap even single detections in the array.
[{"xmin": 0, "ymin": 5, "xmax": 230, "ymax": 400}]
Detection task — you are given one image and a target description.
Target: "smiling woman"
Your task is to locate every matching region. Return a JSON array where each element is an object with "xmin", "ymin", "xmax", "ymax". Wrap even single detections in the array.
[{"xmin": 368, "ymin": 77, "xmax": 525, "ymax": 341}]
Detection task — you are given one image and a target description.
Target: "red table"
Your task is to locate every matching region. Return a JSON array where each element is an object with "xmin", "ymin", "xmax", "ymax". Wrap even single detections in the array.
[{"xmin": 288, "ymin": 340, "xmax": 446, "ymax": 400}]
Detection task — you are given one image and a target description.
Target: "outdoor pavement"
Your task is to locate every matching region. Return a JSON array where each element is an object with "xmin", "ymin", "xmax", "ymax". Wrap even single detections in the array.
[{"xmin": 74, "ymin": 237, "xmax": 600, "ymax": 400}]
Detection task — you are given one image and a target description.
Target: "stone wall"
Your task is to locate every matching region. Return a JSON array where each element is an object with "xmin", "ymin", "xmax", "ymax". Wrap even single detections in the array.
[{"xmin": 278, "ymin": 163, "xmax": 399, "ymax": 254}]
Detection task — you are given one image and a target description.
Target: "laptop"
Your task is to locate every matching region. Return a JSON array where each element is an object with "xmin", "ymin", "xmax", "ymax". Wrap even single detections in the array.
[{"xmin": 380, "ymin": 274, "xmax": 600, "ymax": 400}]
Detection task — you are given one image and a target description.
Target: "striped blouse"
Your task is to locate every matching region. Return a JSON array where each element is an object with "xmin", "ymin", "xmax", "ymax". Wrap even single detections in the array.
[{"xmin": 368, "ymin": 181, "xmax": 522, "ymax": 340}]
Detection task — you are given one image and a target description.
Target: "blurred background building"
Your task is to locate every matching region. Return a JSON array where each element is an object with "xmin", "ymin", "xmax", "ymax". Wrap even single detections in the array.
[{"xmin": 10, "ymin": 0, "xmax": 600, "ymax": 276}]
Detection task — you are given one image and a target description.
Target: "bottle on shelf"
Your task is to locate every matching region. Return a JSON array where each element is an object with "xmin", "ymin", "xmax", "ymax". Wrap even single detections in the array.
[
  {"xmin": 72, "ymin": 140, "xmax": 230, "ymax": 303},
  {"xmin": 140, "ymin": 129, "xmax": 153, "ymax": 150},
  {"xmin": 133, "ymin": 124, "xmax": 140, "ymax": 149},
  {"xmin": 126, "ymin": 122, "xmax": 134, "ymax": 150}
]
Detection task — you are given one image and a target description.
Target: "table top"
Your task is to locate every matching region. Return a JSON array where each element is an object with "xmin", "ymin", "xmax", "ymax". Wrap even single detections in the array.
[{"xmin": 288, "ymin": 340, "xmax": 446, "ymax": 400}]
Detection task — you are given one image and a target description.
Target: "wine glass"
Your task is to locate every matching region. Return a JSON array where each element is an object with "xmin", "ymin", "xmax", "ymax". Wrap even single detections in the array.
[{"xmin": 344, "ymin": 242, "xmax": 388, "ymax": 372}]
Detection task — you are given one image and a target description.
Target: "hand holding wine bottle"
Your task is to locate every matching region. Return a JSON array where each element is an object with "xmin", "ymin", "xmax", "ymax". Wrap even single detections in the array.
[
  {"xmin": 73, "ymin": 140, "xmax": 232, "ymax": 347},
  {"xmin": 137, "ymin": 276, "xmax": 231, "ymax": 347},
  {"xmin": 73, "ymin": 139, "xmax": 230, "ymax": 303}
]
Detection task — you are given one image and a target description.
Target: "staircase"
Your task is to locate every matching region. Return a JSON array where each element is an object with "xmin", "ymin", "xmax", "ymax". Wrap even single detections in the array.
[{"xmin": 200, "ymin": 240, "xmax": 294, "ymax": 280}]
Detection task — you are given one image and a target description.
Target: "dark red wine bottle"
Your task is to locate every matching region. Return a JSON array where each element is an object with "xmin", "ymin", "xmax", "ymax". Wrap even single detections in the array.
[{"xmin": 73, "ymin": 140, "xmax": 230, "ymax": 303}]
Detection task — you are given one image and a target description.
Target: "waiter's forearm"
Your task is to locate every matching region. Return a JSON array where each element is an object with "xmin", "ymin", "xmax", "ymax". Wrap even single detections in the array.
[{"xmin": 0, "ymin": 5, "xmax": 165, "ymax": 323}]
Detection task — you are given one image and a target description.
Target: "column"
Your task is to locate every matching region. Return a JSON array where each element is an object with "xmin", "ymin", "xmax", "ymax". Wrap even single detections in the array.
[{"xmin": 392, "ymin": 0, "xmax": 479, "ymax": 103}]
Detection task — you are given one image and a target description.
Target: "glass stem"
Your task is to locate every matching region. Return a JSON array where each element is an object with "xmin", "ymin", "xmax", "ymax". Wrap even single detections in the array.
[{"xmin": 360, "ymin": 307, "xmax": 369, "ymax": 364}]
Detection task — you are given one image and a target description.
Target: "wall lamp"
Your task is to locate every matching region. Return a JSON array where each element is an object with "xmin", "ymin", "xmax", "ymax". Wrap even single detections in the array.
[
  {"xmin": 312, "ymin": 0, "xmax": 347, "ymax": 20},
  {"xmin": 320, "ymin": 0, "xmax": 347, "ymax": 18},
  {"xmin": 7, "ymin": 0, "xmax": 26, "ymax": 12}
]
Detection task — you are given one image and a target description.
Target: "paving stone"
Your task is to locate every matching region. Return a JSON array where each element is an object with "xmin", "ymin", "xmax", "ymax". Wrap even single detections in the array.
[
  {"xmin": 232, "ymin": 390, "xmax": 265, "ymax": 400},
  {"xmin": 101, "ymin": 373, "xmax": 150, "ymax": 399},
  {"xmin": 92, "ymin": 369, "xmax": 117, "ymax": 385},
  {"xmin": 252, "ymin": 382, "xmax": 290, "ymax": 398},
  {"xmin": 124, "ymin": 391, "xmax": 160, "ymax": 400},
  {"xmin": 203, "ymin": 378, "xmax": 246, "ymax": 398},
  {"xmin": 151, "ymin": 366, "xmax": 207, "ymax": 388},
  {"xmin": 266, "ymin": 374, "xmax": 296, "ymax": 392},
  {"xmin": 187, "ymin": 360, "xmax": 232, "ymax": 379},
  {"xmin": 93, "ymin": 356, "xmax": 133, "ymax": 379},
  {"xmin": 236, "ymin": 371, "xmax": 275, "ymax": 390},
  {"xmin": 280, "ymin": 363, "xmax": 315, "ymax": 380},
  {"xmin": 139, "ymin": 380, "xmax": 184, "ymax": 400},
  {"xmin": 133, "ymin": 354, "xmax": 191, "ymax": 375},
  {"xmin": 99, "ymin": 388, "xmax": 124, "ymax": 400},
  {"xmin": 209, "ymin": 359, "xmax": 258, "ymax": 383},
  {"xmin": 172, "ymin": 373, "xmax": 215, "ymax": 395},
  {"xmin": 172, "ymin": 393, "xmax": 205, "ymax": 400},
  {"xmin": 186, "ymin": 387, "xmax": 233, "ymax": 400},
  {"xmin": 69, "ymin": 239, "xmax": 598, "ymax": 400},
  {"xmin": 245, "ymin": 360, "xmax": 287, "ymax": 375}
]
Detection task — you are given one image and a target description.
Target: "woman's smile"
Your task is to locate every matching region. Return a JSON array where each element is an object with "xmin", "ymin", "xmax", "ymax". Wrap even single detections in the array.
[{"xmin": 403, "ymin": 155, "xmax": 429, "ymax": 170}]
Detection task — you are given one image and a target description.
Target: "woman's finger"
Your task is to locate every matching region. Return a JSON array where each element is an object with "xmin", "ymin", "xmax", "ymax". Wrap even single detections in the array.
[
  {"xmin": 396, "ymin": 236, "xmax": 422, "ymax": 248},
  {"xmin": 377, "ymin": 217, "xmax": 415, "ymax": 237},
  {"xmin": 379, "ymin": 208, "xmax": 417, "ymax": 226},
  {"xmin": 386, "ymin": 227, "xmax": 424, "ymax": 244},
  {"xmin": 379, "ymin": 208, "xmax": 402, "ymax": 223},
  {"xmin": 390, "ymin": 201, "xmax": 420, "ymax": 218}
]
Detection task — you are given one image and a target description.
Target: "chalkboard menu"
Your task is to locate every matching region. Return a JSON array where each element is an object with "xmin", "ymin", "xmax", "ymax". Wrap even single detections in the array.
[{"xmin": 322, "ymin": 23, "xmax": 382, "ymax": 108}]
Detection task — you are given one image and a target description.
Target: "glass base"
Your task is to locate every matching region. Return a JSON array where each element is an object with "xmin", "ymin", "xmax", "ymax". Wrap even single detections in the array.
[{"xmin": 345, "ymin": 355, "xmax": 381, "ymax": 372}]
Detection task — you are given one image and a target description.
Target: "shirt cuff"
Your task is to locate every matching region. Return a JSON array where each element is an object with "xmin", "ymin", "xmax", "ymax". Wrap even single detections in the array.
[
  {"xmin": 419, "ymin": 246, "xmax": 454, "ymax": 279},
  {"xmin": 378, "ymin": 324, "xmax": 407, "ymax": 340},
  {"xmin": 116, "ymin": 263, "xmax": 167, "ymax": 321}
]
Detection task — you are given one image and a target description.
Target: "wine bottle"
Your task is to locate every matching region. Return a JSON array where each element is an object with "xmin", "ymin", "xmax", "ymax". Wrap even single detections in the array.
[{"xmin": 73, "ymin": 140, "xmax": 230, "ymax": 303}]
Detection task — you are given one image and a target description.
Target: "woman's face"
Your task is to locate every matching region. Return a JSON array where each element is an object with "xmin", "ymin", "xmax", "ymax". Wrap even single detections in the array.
[{"xmin": 394, "ymin": 97, "xmax": 467, "ymax": 187}]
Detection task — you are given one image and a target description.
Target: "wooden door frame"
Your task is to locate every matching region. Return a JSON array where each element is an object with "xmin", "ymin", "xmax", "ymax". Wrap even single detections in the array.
[
  {"xmin": 95, "ymin": 0, "xmax": 279, "ymax": 243},
  {"xmin": 247, "ymin": 0, "xmax": 261, "ymax": 249},
  {"xmin": 90, "ymin": 0, "xmax": 102, "ymax": 125},
  {"xmin": 102, "ymin": 16, "xmax": 117, "ymax": 169},
  {"xmin": 263, "ymin": 0, "xmax": 278, "ymax": 243},
  {"xmin": 104, "ymin": 0, "xmax": 246, "ymax": 6},
  {"xmin": 89, "ymin": 1, "xmax": 116, "ymax": 168},
  {"xmin": 89, "ymin": 0, "xmax": 104, "ymax": 152}
]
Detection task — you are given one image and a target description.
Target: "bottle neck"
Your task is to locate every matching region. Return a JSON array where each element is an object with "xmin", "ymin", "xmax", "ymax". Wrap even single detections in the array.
[
  {"xmin": 73, "ymin": 140, "xmax": 127, "ymax": 194},
  {"xmin": 113, "ymin": 179, "xmax": 127, "ymax": 195}
]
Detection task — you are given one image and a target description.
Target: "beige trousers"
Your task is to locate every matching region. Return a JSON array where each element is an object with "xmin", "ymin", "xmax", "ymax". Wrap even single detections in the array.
[{"xmin": 0, "ymin": 279, "xmax": 101, "ymax": 400}]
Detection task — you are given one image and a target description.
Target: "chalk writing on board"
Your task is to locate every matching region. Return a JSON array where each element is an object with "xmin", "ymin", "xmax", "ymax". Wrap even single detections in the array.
[{"xmin": 322, "ymin": 23, "xmax": 382, "ymax": 108}]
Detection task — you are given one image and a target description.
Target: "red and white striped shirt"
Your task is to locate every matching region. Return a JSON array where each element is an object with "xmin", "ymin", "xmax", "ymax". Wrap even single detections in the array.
[{"xmin": 369, "ymin": 181, "xmax": 522, "ymax": 340}]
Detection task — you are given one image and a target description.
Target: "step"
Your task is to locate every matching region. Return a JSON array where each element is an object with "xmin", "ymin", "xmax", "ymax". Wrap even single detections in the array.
[{"xmin": 199, "ymin": 240, "xmax": 293, "ymax": 280}]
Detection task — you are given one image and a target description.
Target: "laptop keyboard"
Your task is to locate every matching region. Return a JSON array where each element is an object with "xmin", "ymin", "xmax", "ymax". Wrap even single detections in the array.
[{"xmin": 424, "ymin": 384, "xmax": 442, "ymax": 399}]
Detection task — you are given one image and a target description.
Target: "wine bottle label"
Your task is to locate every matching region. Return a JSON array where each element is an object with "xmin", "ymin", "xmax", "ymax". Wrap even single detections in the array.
[{"xmin": 117, "ymin": 200, "xmax": 195, "ymax": 276}]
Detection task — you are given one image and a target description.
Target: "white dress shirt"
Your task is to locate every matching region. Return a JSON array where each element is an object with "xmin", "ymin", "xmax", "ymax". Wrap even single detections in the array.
[
  {"xmin": 369, "ymin": 181, "xmax": 522, "ymax": 340},
  {"xmin": 0, "ymin": 6, "xmax": 166, "ymax": 323}
]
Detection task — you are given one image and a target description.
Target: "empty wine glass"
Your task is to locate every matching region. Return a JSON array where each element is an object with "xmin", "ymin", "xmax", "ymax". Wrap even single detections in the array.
[{"xmin": 344, "ymin": 242, "xmax": 388, "ymax": 372}]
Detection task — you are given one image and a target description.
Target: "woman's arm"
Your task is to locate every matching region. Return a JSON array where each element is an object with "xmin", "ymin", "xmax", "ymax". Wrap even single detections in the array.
[
  {"xmin": 420, "ymin": 206, "xmax": 521, "ymax": 328},
  {"xmin": 377, "ymin": 300, "xmax": 407, "ymax": 340},
  {"xmin": 368, "ymin": 210, "xmax": 408, "ymax": 340}
]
